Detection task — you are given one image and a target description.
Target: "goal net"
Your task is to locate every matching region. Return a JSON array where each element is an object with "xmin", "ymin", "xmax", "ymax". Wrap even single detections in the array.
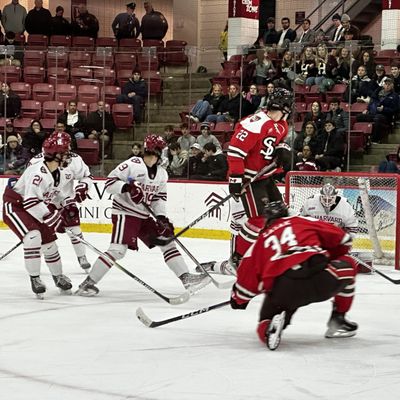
[{"xmin": 285, "ymin": 171, "xmax": 400, "ymax": 270}]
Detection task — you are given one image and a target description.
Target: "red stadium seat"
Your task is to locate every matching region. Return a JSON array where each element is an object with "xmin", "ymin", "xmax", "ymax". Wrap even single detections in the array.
[
  {"xmin": 46, "ymin": 50, "xmax": 69, "ymax": 68},
  {"xmin": 42, "ymin": 101, "xmax": 65, "ymax": 119},
  {"xmin": 32, "ymin": 83, "xmax": 55, "ymax": 102},
  {"xmin": 77, "ymin": 101, "xmax": 88, "ymax": 115},
  {"xmin": 96, "ymin": 37, "xmax": 118, "ymax": 48},
  {"xmin": 102, "ymin": 85, "xmax": 121, "ymax": 105},
  {"xmin": 93, "ymin": 68, "xmax": 116, "ymax": 86},
  {"xmin": 69, "ymin": 51, "xmax": 91, "ymax": 68},
  {"xmin": 137, "ymin": 54, "xmax": 159, "ymax": 71},
  {"xmin": 49, "ymin": 35, "xmax": 72, "ymax": 47},
  {"xmin": 164, "ymin": 40, "xmax": 188, "ymax": 72},
  {"xmin": 20, "ymin": 100, "xmax": 41, "ymax": 119},
  {"xmin": 70, "ymin": 67, "xmax": 93, "ymax": 86},
  {"xmin": 114, "ymin": 53, "xmax": 137, "ymax": 70},
  {"xmin": 72, "ymin": 36, "xmax": 95, "ymax": 50},
  {"xmin": 112, "ymin": 103, "xmax": 134, "ymax": 128},
  {"xmin": 76, "ymin": 139, "xmax": 100, "ymax": 165},
  {"xmin": 0, "ymin": 66, "xmax": 22, "ymax": 83},
  {"xmin": 26, "ymin": 34, "xmax": 48, "ymax": 49},
  {"xmin": 118, "ymin": 38, "xmax": 142, "ymax": 51},
  {"xmin": 91, "ymin": 53, "xmax": 114, "ymax": 68},
  {"xmin": 77, "ymin": 85, "xmax": 100, "ymax": 104},
  {"xmin": 47, "ymin": 67, "xmax": 69, "ymax": 85},
  {"xmin": 55, "ymin": 84, "xmax": 77, "ymax": 103},
  {"xmin": 23, "ymin": 66, "xmax": 46, "ymax": 84},
  {"xmin": 116, "ymin": 69, "xmax": 132, "ymax": 87},
  {"xmin": 10, "ymin": 82, "xmax": 31, "ymax": 100},
  {"xmin": 40, "ymin": 118, "xmax": 57, "ymax": 130},
  {"xmin": 142, "ymin": 70, "xmax": 162, "ymax": 102},
  {"xmin": 23, "ymin": 50, "xmax": 46, "ymax": 67},
  {"xmin": 13, "ymin": 118, "xmax": 33, "ymax": 135}
]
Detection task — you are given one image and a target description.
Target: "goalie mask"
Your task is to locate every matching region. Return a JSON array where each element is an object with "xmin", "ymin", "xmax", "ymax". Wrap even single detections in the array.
[
  {"xmin": 320, "ymin": 183, "xmax": 338, "ymax": 209},
  {"xmin": 263, "ymin": 201, "xmax": 289, "ymax": 225}
]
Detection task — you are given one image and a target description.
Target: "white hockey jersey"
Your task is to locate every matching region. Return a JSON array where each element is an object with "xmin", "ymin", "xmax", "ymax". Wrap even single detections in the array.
[
  {"xmin": 12, "ymin": 161, "xmax": 74, "ymax": 222},
  {"xmin": 28, "ymin": 152, "xmax": 93, "ymax": 200},
  {"xmin": 300, "ymin": 194, "xmax": 358, "ymax": 237},
  {"xmin": 105, "ymin": 156, "xmax": 168, "ymax": 219}
]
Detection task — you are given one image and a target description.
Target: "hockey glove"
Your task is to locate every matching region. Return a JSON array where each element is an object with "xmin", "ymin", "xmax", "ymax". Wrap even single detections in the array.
[
  {"xmin": 273, "ymin": 143, "xmax": 292, "ymax": 171},
  {"xmin": 230, "ymin": 284, "xmax": 249, "ymax": 310},
  {"xmin": 61, "ymin": 203, "xmax": 80, "ymax": 227},
  {"xmin": 229, "ymin": 175, "xmax": 244, "ymax": 199},
  {"xmin": 43, "ymin": 209, "xmax": 64, "ymax": 232},
  {"xmin": 155, "ymin": 215, "xmax": 175, "ymax": 237},
  {"xmin": 126, "ymin": 180, "xmax": 144, "ymax": 204},
  {"xmin": 74, "ymin": 182, "xmax": 89, "ymax": 203}
]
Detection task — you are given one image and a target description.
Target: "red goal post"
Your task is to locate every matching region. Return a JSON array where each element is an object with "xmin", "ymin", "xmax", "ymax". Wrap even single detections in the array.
[{"xmin": 285, "ymin": 171, "xmax": 400, "ymax": 270}]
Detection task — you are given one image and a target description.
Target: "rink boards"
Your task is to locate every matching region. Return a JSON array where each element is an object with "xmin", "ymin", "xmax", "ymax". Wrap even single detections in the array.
[{"xmin": 0, "ymin": 177, "xmax": 285, "ymax": 240}]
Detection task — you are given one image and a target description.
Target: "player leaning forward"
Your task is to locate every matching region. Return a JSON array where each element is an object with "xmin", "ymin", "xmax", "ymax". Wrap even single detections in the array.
[
  {"xmin": 2, "ymin": 136, "xmax": 73, "ymax": 298},
  {"xmin": 76, "ymin": 135, "xmax": 210, "ymax": 296},
  {"xmin": 230, "ymin": 201, "xmax": 358, "ymax": 350}
]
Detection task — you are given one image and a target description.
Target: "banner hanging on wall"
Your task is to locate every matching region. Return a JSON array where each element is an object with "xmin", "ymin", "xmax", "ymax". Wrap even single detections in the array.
[{"xmin": 228, "ymin": 0, "xmax": 259, "ymax": 19}]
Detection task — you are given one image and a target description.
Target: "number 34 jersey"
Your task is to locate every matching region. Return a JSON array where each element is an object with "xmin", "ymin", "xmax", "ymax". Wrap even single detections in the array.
[{"xmin": 227, "ymin": 111, "xmax": 289, "ymax": 179}]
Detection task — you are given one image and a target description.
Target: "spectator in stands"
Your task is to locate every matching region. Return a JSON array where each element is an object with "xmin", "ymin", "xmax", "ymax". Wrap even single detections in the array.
[
  {"xmin": 0, "ymin": 31, "xmax": 22, "ymax": 66},
  {"xmin": 205, "ymin": 84, "xmax": 245, "ymax": 123},
  {"xmin": 294, "ymin": 144, "xmax": 318, "ymax": 171},
  {"xmin": 190, "ymin": 142, "xmax": 228, "ymax": 181},
  {"xmin": 2, "ymin": 0, "xmax": 27, "ymax": 35},
  {"xmin": 295, "ymin": 18, "xmax": 316, "ymax": 46},
  {"xmin": 345, "ymin": 65, "xmax": 373, "ymax": 104},
  {"xmin": 0, "ymin": 83, "xmax": 21, "ymax": 118},
  {"xmin": 177, "ymin": 122, "xmax": 195, "ymax": 151},
  {"xmin": 389, "ymin": 63, "xmax": 400, "ymax": 93},
  {"xmin": 335, "ymin": 46, "xmax": 354, "ymax": 83},
  {"xmin": 189, "ymin": 83, "xmax": 225, "ymax": 123},
  {"xmin": 130, "ymin": 143, "xmax": 142, "ymax": 157},
  {"xmin": 21, "ymin": 119, "xmax": 47, "ymax": 158},
  {"xmin": 140, "ymin": 1, "xmax": 168, "ymax": 40},
  {"xmin": 258, "ymin": 82, "xmax": 275, "ymax": 109},
  {"xmin": 242, "ymin": 84, "xmax": 261, "ymax": 114},
  {"xmin": 51, "ymin": 5, "xmax": 71, "ymax": 36},
  {"xmin": 314, "ymin": 120, "xmax": 345, "ymax": 171},
  {"xmin": 117, "ymin": 69, "xmax": 147, "ymax": 125},
  {"xmin": 71, "ymin": 4, "xmax": 99, "ymax": 38},
  {"xmin": 325, "ymin": 98, "xmax": 349, "ymax": 136},
  {"xmin": 163, "ymin": 124, "xmax": 177, "ymax": 146},
  {"xmin": 295, "ymin": 46, "xmax": 317, "ymax": 85},
  {"xmin": 185, "ymin": 142, "xmax": 204, "ymax": 177},
  {"xmin": 258, "ymin": 17, "xmax": 278, "ymax": 48},
  {"xmin": 275, "ymin": 17, "xmax": 296, "ymax": 53},
  {"xmin": 293, "ymin": 121, "xmax": 319, "ymax": 157},
  {"xmin": 327, "ymin": 13, "xmax": 344, "ymax": 45},
  {"xmin": 340, "ymin": 14, "xmax": 360, "ymax": 40},
  {"xmin": 250, "ymin": 48, "xmax": 277, "ymax": 85},
  {"xmin": 219, "ymin": 21, "xmax": 228, "ymax": 61},
  {"xmin": 302, "ymin": 101, "xmax": 326, "ymax": 133},
  {"xmin": 352, "ymin": 51, "xmax": 376, "ymax": 78},
  {"xmin": 168, "ymin": 142, "xmax": 188, "ymax": 177},
  {"xmin": 196, "ymin": 121, "xmax": 222, "ymax": 151},
  {"xmin": 112, "ymin": 2, "xmax": 140, "ymax": 40},
  {"xmin": 357, "ymin": 78, "xmax": 399, "ymax": 144},
  {"xmin": 275, "ymin": 51, "xmax": 295, "ymax": 89},
  {"xmin": 377, "ymin": 147, "xmax": 400, "ymax": 173},
  {"xmin": 25, "ymin": 0, "xmax": 52, "ymax": 36},
  {"xmin": 57, "ymin": 100, "xmax": 86, "ymax": 145},
  {"xmin": 305, "ymin": 44, "xmax": 337, "ymax": 92},
  {"xmin": 0, "ymin": 134, "xmax": 29, "ymax": 174},
  {"xmin": 371, "ymin": 64, "xmax": 390, "ymax": 90},
  {"xmin": 86, "ymin": 100, "xmax": 115, "ymax": 159}
]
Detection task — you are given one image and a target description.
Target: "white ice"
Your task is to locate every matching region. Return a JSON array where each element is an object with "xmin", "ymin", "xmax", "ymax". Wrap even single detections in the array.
[{"xmin": 1, "ymin": 229, "xmax": 400, "ymax": 400}]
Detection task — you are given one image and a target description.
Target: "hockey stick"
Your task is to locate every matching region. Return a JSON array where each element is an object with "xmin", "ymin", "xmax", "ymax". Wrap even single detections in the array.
[
  {"xmin": 136, "ymin": 300, "xmax": 230, "ymax": 328},
  {"xmin": 161, "ymin": 161, "xmax": 278, "ymax": 245},
  {"xmin": 351, "ymin": 254, "xmax": 400, "ymax": 285},
  {"xmin": 0, "ymin": 241, "xmax": 22, "ymax": 261},
  {"xmin": 143, "ymin": 204, "xmax": 234, "ymax": 290},
  {"xmin": 67, "ymin": 230, "xmax": 190, "ymax": 305}
]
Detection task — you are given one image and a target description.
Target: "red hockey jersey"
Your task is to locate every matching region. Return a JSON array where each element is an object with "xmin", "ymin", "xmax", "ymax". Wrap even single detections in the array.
[
  {"xmin": 227, "ymin": 111, "xmax": 289, "ymax": 179},
  {"xmin": 235, "ymin": 216, "xmax": 352, "ymax": 298}
]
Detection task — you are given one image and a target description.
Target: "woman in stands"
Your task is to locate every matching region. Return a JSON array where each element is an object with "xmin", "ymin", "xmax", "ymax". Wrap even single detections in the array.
[
  {"xmin": 336, "ymin": 46, "xmax": 354, "ymax": 83},
  {"xmin": 301, "ymin": 101, "xmax": 326, "ymax": 133},
  {"xmin": 352, "ymin": 50, "xmax": 376, "ymax": 78},
  {"xmin": 295, "ymin": 46, "xmax": 317, "ymax": 85}
]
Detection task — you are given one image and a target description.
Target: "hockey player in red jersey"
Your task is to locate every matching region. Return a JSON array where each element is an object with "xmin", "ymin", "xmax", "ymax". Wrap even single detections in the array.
[
  {"xmin": 200, "ymin": 87, "xmax": 294, "ymax": 275},
  {"xmin": 230, "ymin": 200, "xmax": 358, "ymax": 350},
  {"xmin": 2, "ymin": 136, "xmax": 74, "ymax": 298}
]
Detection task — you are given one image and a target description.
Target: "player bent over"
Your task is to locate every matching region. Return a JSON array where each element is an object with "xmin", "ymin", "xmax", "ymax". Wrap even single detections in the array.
[
  {"xmin": 28, "ymin": 130, "xmax": 93, "ymax": 272},
  {"xmin": 76, "ymin": 134, "xmax": 211, "ymax": 296},
  {"xmin": 200, "ymin": 88, "xmax": 294, "ymax": 276},
  {"xmin": 2, "ymin": 136, "xmax": 73, "ymax": 298},
  {"xmin": 230, "ymin": 201, "xmax": 358, "ymax": 350}
]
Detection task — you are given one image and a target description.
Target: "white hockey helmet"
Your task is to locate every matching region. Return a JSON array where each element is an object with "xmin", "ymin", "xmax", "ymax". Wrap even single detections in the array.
[{"xmin": 320, "ymin": 183, "xmax": 338, "ymax": 209}]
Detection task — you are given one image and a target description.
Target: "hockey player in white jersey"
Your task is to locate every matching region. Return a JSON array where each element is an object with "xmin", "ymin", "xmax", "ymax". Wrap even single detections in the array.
[
  {"xmin": 2, "ymin": 135, "xmax": 73, "ymax": 298},
  {"xmin": 76, "ymin": 134, "xmax": 211, "ymax": 296},
  {"xmin": 28, "ymin": 131, "xmax": 93, "ymax": 271},
  {"xmin": 300, "ymin": 183, "xmax": 358, "ymax": 238}
]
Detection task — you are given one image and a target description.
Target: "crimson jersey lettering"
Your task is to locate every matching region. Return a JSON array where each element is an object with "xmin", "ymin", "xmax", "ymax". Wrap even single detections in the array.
[{"xmin": 227, "ymin": 110, "xmax": 289, "ymax": 179}]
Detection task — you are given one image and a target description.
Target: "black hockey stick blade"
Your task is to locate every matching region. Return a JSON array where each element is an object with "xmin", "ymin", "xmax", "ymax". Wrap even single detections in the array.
[
  {"xmin": 351, "ymin": 254, "xmax": 400, "ymax": 284},
  {"xmin": 0, "ymin": 241, "xmax": 22, "ymax": 261},
  {"xmin": 136, "ymin": 300, "xmax": 231, "ymax": 328}
]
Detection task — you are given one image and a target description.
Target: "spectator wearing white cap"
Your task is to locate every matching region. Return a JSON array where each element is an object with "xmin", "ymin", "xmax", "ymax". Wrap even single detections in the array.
[
  {"xmin": 196, "ymin": 122, "xmax": 222, "ymax": 151},
  {"xmin": 185, "ymin": 143, "xmax": 204, "ymax": 178}
]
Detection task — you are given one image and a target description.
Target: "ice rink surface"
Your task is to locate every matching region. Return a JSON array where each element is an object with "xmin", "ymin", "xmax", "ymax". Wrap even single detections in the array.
[{"xmin": 1, "ymin": 230, "xmax": 400, "ymax": 400}]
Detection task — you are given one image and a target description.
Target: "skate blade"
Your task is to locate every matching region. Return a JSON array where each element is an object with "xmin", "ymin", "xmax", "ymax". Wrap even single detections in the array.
[
  {"xmin": 185, "ymin": 276, "xmax": 212, "ymax": 295},
  {"xmin": 325, "ymin": 329, "xmax": 357, "ymax": 339},
  {"xmin": 59, "ymin": 289, "xmax": 72, "ymax": 295},
  {"xmin": 74, "ymin": 288, "xmax": 99, "ymax": 297},
  {"xmin": 35, "ymin": 293, "xmax": 45, "ymax": 300},
  {"xmin": 267, "ymin": 311, "xmax": 286, "ymax": 351}
]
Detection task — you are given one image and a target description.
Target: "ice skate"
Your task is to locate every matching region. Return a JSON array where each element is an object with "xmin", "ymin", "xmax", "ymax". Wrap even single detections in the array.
[
  {"xmin": 179, "ymin": 272, "xmax": 211, "ymax": 294},
  {"xmin": 75, "ymin": 276, "xmax": 99, "ymax": 297},
  {"xmin": 195, "ymin": 258, "xmax": 238, "ymax": 276},
  {"xmin": 78, "ymin": 255, "xmax": 91, "ymax": 272},
  {"xmin": 266, "ymin": 311, "xmax": 286, "ymax": 351},
  {"xmin": 325, "ymin": 311, "xmax": 358, "ymax": 338},
  {"xmin": 30, "ymin": 276, "xmax": 46, "ymax": 299},
  {"xmin": 52, "ymin": 274, "xmax": 72, "ymax": 294}
]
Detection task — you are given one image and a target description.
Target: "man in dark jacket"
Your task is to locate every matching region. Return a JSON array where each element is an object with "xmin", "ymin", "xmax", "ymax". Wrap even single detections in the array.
[
  {"xmin": 0, "ymin": 82, "xmax": 21, "ymax": 118},
  {"xmin": 57, "ymin": 101, "xmax": 87, "ymax": 149},
  {"xmin": 0, "ymin": 134, "xmax": 29, "ymax": 174},
  {"xmin": 112, "ymin": 2, "xmax": 140, "ymax": 39},
  {"xmin": 71, "ymin": 4, "xmax": 99, "ymax": 38},
  {"xmin": 25, "ymin": 0, "xmax": 52, "ymax": 36},
  {"xmin": 325, "ymin": 98, "xmax": 349, "ymax": 136},
  {"xmin": 116, "ymin": 69, "xmax": 148, "ymax": 124},
  {"xmin": 51, "ymin": 5, "xmax": 71, "ymax": 36},
  {"xmin": 191, "ymin": 142, "xmax": 228, "ymax": 181},
  {"xmin": 140, "ymin": 1, "xmax": 168, "ymax": 40}
]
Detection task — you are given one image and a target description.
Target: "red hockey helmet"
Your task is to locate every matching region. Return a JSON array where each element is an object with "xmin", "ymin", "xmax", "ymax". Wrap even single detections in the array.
[
  {"xmin": 143, "ymin": 134, "xmax": 166, "ymax": 157},
  {"xmin": 43, "ymin": 136, "xmax": 70, "ymax": 162},
  {"xmin": 50, "ymin": 131, "xmax": 72, "ymax": 147}
]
